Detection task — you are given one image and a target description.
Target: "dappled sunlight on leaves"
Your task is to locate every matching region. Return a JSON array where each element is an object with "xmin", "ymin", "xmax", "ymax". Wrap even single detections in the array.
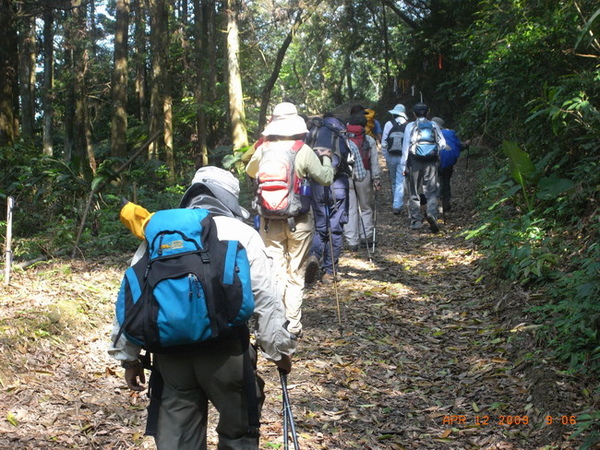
[{"xmin": 0, "ymin": 157, "xmax": 595, "ymax": 449}]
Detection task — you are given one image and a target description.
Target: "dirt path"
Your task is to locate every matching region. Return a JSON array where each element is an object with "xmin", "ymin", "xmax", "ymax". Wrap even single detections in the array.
[{"xmin": 0, "ymin": 156, "xmax": 596, "ymax": 449}]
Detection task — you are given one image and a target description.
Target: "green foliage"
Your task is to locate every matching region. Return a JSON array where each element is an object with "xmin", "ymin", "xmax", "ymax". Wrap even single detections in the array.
[
  {"xmin": 465, "ymin": 141, "xmax": 599, "ymax": 375},
  {"xmin": 1, "ymin": 144, "xmax": 87, "ymax": 238}
]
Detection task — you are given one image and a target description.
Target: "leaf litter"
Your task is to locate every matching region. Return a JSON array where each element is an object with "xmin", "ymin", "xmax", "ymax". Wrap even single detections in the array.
[{"xmin": 0, "ymin": 156, "xmax": 597, "ymax": 449}]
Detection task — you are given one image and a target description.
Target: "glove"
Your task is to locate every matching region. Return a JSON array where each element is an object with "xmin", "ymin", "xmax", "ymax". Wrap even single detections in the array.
[
  {"xmin": 275, "ymin": 354, "xmax": 292, "ymax": 374},
  {"xmin": 314, "ymin": 148, "xmax": 333, "ymax": 161}
]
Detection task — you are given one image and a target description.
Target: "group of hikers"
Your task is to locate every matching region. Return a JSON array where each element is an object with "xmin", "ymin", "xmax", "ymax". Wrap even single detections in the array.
[{"xmin": 109, "ymin": 100, "xmax": 468, "ymax": 449}]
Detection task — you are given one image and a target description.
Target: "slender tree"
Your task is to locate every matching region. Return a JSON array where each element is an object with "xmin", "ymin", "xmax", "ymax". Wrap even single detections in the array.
[
  {"xmin": 0, "ymin": 0, "xmax": 18, "ymax": 147},
  {"xmin": 193, "ymin": 0, "xmax": 208, "ymax": 166},
  {"xmin": 111, "ymin": 0, "xmax": 130, "ymax": 158},
  {"xmin": 132, "ymin": 0, "xmax": 148, "ymax": 122},
  {"xmin": 18, "ymin": 2, "xmax": 36, "ymax": 140},
  {"xmin": 148, "ymin": 0, "xmax": 174, "ymax": 183},
  {"xmin": 225, "ymin": 0, "xmax": 248, "ymax": 150},
  {"xmin": 42, "ymin": 5, "xmax": 55, "ymax": 156},
  {"xmin": 72, "ymin": 0, "xmax": 96, "ymax": 176}
]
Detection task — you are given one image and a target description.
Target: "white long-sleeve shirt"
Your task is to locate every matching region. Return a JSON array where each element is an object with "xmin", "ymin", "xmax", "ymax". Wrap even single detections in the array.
[
  {"xmin": 108, "ymin": 214, "xmax": 296, "ymax": 364},
  {"xmin": 400, "ymin": 118, "xmax": 447, "ymax": 173}
]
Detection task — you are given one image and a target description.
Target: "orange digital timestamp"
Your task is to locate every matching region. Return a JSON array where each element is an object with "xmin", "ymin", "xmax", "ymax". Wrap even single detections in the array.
[
  {"xmin": 442, "ymin": 414, "xmax": 579, "ymax": 426},
  {"xmin": 442, "ymin": 415, "xmax": 531, "ymax": 426},
  {"xmin": 546, "ymin": 415, "xmax": 577, "ymax": 425}
]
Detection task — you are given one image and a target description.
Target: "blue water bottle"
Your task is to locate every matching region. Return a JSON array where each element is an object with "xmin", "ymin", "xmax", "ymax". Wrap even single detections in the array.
[
  {"xmin": 300, "ymin": 179, "xmax": 312, "ymax": 213},
  {"xmin": 253, "ymin": 214, "xmax": 261, "ymax": 231}
]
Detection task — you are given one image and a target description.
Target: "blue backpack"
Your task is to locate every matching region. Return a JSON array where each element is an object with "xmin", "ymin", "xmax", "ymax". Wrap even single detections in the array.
[
  {"xmin": 411, "ymin": 119, "xmax": 439, "ymax": 160},
  {"xmin": 305, "ymin": 116, "xmax": 352, "ymax": 177},
  {"xmin": 114, "ymin": 208, "xmax": 254, "ymax": 353}
]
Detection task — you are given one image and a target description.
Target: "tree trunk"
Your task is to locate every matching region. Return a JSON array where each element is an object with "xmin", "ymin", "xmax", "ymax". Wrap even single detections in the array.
[
  {"xmin": 63, "ymin": 3, "xmax": 76, "ymax": 163},
  {"xmin": 206, "ymin": 0, "xmax": 217, "ymax": 101},
  {"xmin": 18, "ymin": 5, "xmax": 36, "ymax": 140},
  {"xmin": 225, "ymin": 0, "xmax": 248, "ymax": 150},
  {"xmin": 133, "ymin": 0, "xmax": 148, "ymax": 122},
  {"xmin": 193, "ymin": 0, "xmax": 208, "ymax": 167},
  {"xmin": 111, "ymin": 0, "xmax": 130, "ymax": 158},
  {"xmin": 345, "ymin": 52, "xmax": 354, "ymax": 101},
  {"xmin": 72, "ymin": 0, "xmax": 96, "ymax": 177},
  {"xmin": 0, "ymin": 0, "xmax": 18, "ymax": 147},
  {"xmin": 148, "ymin": 0, "xmax": 166, "ymax": 160},
  {"xmin": 148, "ymin": 0, "xmax": 173, "ymax": 184},
  {"xmin": 42, "ymin": 6, "xmax": 55, "ymax": 156}
]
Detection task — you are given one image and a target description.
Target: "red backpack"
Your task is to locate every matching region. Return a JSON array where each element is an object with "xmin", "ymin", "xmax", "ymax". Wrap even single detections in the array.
[{"xmin": 254, "ymin": 140, "xmax": 309, "ymax": 219}]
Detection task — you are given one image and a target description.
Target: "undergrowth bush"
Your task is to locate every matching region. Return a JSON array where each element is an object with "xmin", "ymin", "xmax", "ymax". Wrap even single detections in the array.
[{"xmin": 465, "ymin": 145, "xmax": 599, "ymax": 376}]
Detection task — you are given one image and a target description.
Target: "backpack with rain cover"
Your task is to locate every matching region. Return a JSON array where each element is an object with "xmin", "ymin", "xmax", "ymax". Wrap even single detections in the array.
[
  {"xmin": 410, "ymin": 119, "xmax": 439, "ymax": 161},
  {"xmin": 386, "ymin": 120, "xmax": 406, "ymax": 155},
  {"xmin": 253, "ymin": 140, "xmax": 309, "ymax": 219},
  {"xmin": 114, "ymin": 208, "xmax": 254, "ymax": 354},
  {"xmin": 305, "ymin": 116, "xmax": 352, "ymax": 178}
]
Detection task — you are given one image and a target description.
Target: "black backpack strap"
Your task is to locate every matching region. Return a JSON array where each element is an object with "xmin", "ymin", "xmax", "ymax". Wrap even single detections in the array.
[{"xmin": 143, "ymin": 352, "xmax": 163, "ymax": 437}]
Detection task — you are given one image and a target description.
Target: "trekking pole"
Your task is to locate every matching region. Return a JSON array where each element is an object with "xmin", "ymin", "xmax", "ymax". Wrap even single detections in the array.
[
  {"xmin": 279, "ymin": 370, "xmax": 300, "ymax": 450},
  {"xmin": 372, "ymin": 189, "xmax": 378, "ymax": 256},
  {"xmin": 283, "ymin": 392, "xmax": 289, "ymax": 450},
  {"xmin": 325, "ymin": 188, "xmax": 343, "ymax": 337}
]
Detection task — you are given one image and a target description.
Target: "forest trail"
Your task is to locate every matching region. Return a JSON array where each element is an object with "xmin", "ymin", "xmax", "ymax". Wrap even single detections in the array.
[{"xmin": 0, "ymin": 156, "xmax": 596, "ymax": 449}]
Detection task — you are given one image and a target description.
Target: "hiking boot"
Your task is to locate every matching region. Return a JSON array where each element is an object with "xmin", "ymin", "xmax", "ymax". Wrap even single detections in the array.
[
  {"xmin": 410, "ymin": 221, "xmax": 422, "ymax": 230},
  {"xmin": 304, "ymin": 255, "xmax": 320, "ymax": 286},
  {"xmin": 321, "ymin": 272, "xmax": 341, "ymax": 284},
  {"xmin": 426, "ymin": 215, "xmax": 440, "ymax": 233},
  {"xmin": 348, "ymin": 245, "xmax": 358, "ymax": 252},
  {"xmin": 393, "ymin": 208, "xmax": 402, "ymax": 215}
]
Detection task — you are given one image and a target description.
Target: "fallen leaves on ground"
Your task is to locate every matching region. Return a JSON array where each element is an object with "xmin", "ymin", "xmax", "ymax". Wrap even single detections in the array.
[{"xmin": 0, "ymin": 156, "xmax": 597, "ymax": 449}]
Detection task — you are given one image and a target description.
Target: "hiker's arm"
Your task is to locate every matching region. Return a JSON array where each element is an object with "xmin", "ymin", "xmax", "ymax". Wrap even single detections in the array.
[
  {"xmin": 248, "ymin": 237, "xmax": 296, "ymax": 361},
  {"xmin": 296, "ymin": 145, "xmax": 334, "ymax": 186},
  {"xmin": 368, "ymin": 137, "xmax": 381, "ymax": 182},
  {"xmin": 108, "ymin": 317, "xmax": 146, "ymax": 390},
  {"xmin": 245, "ymin": 145, "xmax": 263, "ymax": 179},
  {"xmin": 108, "ymin": 317, "xmax": 142, "ymax": 364},
  {"xmin": 435, "ymin": 123, "xmax": 447, "ymax": 149},
  {"xmin": 213, "ymin": 217, "xmax": 296, "ymax": 363},
  {"xmin": 347, "ymin": 140, "xmax": 366, "ymax": 182},
  {"xmin": 380, "ymin": 121, "xmax": 392, "ymax": 150},
  {"xmin": 401, "ymin": 122, "xmax": 413, "ymax": 175}
]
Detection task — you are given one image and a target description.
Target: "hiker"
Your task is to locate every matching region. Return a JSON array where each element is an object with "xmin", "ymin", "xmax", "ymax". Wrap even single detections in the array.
[
  {"xmin": 431, "ymin": 117, "xmax": 470, "ymax": 213},
  {"xmin": 303, "ymin": 113, "xmax": 366, "ymax": 284},
  {"xmin": 380, "ymin": 103, "xmax": 409, "ymax": 214},
  {"xmin": 344, "ymin": 112, "xmax": 382, "ymax": 251},
  {"xmin": 350, "ymin": 104, "xmax": 383, "ymax": 144},
  {"xmin": 246, "ymin": 102, "xmax": 335, "ymax": 339},
  {"xmin": 109, "ymin": 166, "xmax": 295, "ymax": 449},
  {"xmin": 401, "ymin": 102, "xmax": 447, "ymax": 232}
]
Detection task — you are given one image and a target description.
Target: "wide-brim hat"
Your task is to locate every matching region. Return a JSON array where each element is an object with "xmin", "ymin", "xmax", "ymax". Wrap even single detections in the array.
[
  {"xmin": 261, "ymin": 102, "xmax": 308, "ymax": 137},
  {"xmin": 180, "ymin": 166, "xmax": 250, "ymax": 219},
  {"xmin": 388, "ymin": 104, "xmax": 407, "ymax": 119}
]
